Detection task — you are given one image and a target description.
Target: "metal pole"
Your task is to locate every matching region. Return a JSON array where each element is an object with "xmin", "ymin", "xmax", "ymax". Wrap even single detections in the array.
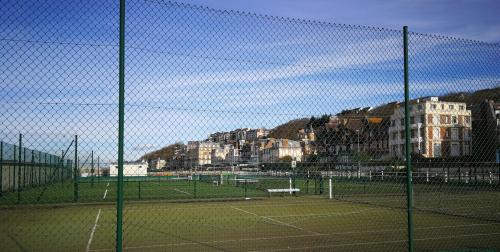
[
  {"xmin": 403, "ymin": 26, "xmax": 414, "ymax": 252},
  {"xmin": 38, "ymin": 151, "xmax": 41, "ymax": 186},
  {"xmin": 23, "ymin": 146, "xmax": 26, "ymax": 188},
  {"xmin": 74, "ymin": 135, "xmax": 78, "ymax": 202},
  {"xmin": 31, "ymin": 150, "xmax": 34, "ymax": 187},
  {"xmin": 0, "ymin": 141, "xmax": 3, "ymax": 197},
  {"xmin": 116, "ymin": 0, "xmax": 126, "ymax": 250},
  {"xmin": 97, "ymin": 156, "xmax": 100, "ymax": 183},
  {"xmin": 91, "ymin": 150, "xmax": 94, "ymax": 187},
  {"xmin": 17, "ymin": 134, "xmax": 22, "ymax": 204}
]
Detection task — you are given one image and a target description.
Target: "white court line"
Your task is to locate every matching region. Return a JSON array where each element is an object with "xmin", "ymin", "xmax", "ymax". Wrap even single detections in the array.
[
  {"xmin": 106, "ymin": 182, "xmax": 109, "ymax": 187},
  {"xmin": 88, "ymin": 223, "xmax": 500, "ymax": 252},
  {"xmin": 231, "ymin": 206, "xmax": 320, "ymax": 235},
  {"xmin": 249, "ymin": 232, "xmax": 500, "ymax": 252},
  {"xmin": 86, "ymin": 209, "xmax": 101, "ymax": 252},
  {"xmin": 103, "ymin": 189, "xmax": 108, "ymax": 199},
  {"xmin": 173, "ymin": 188, "xmax": 192, "ymax": 195}
]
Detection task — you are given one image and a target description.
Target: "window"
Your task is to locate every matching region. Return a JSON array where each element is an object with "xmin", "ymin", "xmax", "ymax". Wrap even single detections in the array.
[
  {"xmin": 441, "ymin": 104, "xmax": 445, "ymax": 110},
  {"xmin": 433, "ymin": 143, "xmax": 441, "ymax": 157},
  {"xmin": 417, "ymin": 105, "xmax": 422, "ymax": 110},
  {"xmin": 463, "ymin": 144, "xmax": 470, "ymax": 155},
  {"xmin": 451, "ymin": 128, "xmax": 459, "ymax": 140},
  {"xmin": 464, "ymin": 129, "xmax": 470, "ymax": 140},
  {"xmin": 451, "ymin": 115, "xmax": 458, "ymax": 124},
  {"xmin": 459, "ymin": 105, "xmax": 464, "ymax": 111},
  {"xmin": 410, "ymin": 116, "xmax": 415, "ymax": 124},
  {"xmin": 392, "ymin": 132, "xmax": 397, "ymax": 140},
  {"xmin": 391, "ymin": 120, "xmax": 395, "ymax": 127},
  {"xmin": 465, "ymin": 116, "xmax": 471, "ymax": 125},
  {"xmin": 449, "ymin": 105, "xmax": 454, "ymax": 110},
  {"xmin": 431, "ymin": 104, "xmax": 437, "ymax": 110},
  {"xmin": 420, "ymin": 115, "xmax": 425, "ymax": 124},
  {"xmin": 432, "ymin": 115, "xmax": 439, "ymax": 125},
  {"xmin": 444, "ymin": 115, "xmax": 450, "ymax": 124},
  {"xmin": 411, "ymin": 129, "xmax": 416, "ymax": 138},
  {"xmin": 400, "ymin": 118, "xmax": 405, "ymax": 126},
  {"xmin": 450, "ymin": 143, "xmax": 460, "ymax": 157},
  {"xmin": 433, "ymin": 127, "xmax": 440, "ymax": 140},
  {"xmin": 400, "ymin": 130, "xmax": 405, "ymax": 139}
]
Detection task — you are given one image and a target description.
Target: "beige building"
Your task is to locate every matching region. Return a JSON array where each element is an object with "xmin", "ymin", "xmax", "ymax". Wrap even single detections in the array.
[
  {"xmin": 261, "ymin": 138, "xmax": 303, "ymax": 163},
  {"xmin": 389, "ymin": 97, "xmax": 472, "ymax": 158},
  {"xmin": 187, "ymin": 141, "xmax": 218, "ymax": 167}
]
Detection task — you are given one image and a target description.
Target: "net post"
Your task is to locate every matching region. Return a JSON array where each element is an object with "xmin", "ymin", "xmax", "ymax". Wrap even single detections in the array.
[
  {"xmin": 403, "ymin": 25, "xmax": 414, "ymax": 252},
  {"xmin": 329, "ymin": 177, "xmax": 332, "ymax": 199}
]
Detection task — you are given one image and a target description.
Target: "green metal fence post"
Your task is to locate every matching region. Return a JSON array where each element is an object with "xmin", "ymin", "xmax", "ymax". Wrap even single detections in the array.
[
  {"xmin": 194, "ymin": 180, "xmax": 197, "ymax": 199},
  {"xmin": 23, "ymin": 146, "xmax": 26, "ymax": 188},
  {"xmin": 74, "ymin": 135, "xmax": 79, "ymax": 202},
  {"xmin": 0, "ymin": 141, "xmax": 3, "ymax": 197},
  {"xmin": 17, "ymin": 134, "xmax": 22, "ymax": 204},
  {"xmin": 403, "ymin": 26, "xmax": 414, "ymax": 252},
  {"xmin": 97, "ymin": 156, "xmax": 100, "ymax": 183},
  {"xmin": 30, "ymin": 150, "xmax": 35, "ymax": 187},
  {"xmin": 91, "ymin": 150, "xmax": 94, "ymax": 187},
  {"xmin": 13, "ymin": 145, "xmax": 16, "ymax": 192},
  {"xmin": 244, "ymin": 180, "xmax": 247, "ymax": 198},
  {"xmin": 116, "ymin": 0, "xmax": 126, "ymax": 250},
  {"xmin": 61, "ymin": 150, "xmax": 64, "ymax": 183},
  {"xmin": 138, "ymin": 181, "xmax": 141, "ymax": 200}
]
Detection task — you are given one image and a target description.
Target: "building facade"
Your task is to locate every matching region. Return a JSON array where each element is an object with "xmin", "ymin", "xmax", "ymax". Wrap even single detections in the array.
[
  {"xmin": 261, "ymin": 138, "xmax": 303, "ymax": 163},
  {"xmin": 389, "ymin": 97, "xmax": 472, "ymax": 158}
]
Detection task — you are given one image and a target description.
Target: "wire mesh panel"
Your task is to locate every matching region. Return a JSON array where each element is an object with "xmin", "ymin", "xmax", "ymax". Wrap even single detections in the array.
[
  {"xmin": 1, "ymin": 0, "xmax": 499, "ymax": 251},
  {"xmin": 408, "ymin": 33, "xmax": 500, "ymax": 251},
  {"xmin": 0, "ymin": 0, "xmax": 119, "ymax": 251},
  {"xmin": 123, "ymin": 1, "xmax": 409, "ymax": 251}
]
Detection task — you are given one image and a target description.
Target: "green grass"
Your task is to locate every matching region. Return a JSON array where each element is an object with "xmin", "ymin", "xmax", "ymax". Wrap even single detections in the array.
[{"xmin": 0, "ymin": 197, "xmax": 499, "ymax": 251}]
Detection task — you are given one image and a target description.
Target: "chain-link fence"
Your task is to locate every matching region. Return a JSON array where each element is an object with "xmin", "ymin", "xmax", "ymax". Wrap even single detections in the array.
[{"xmin": 1, "ymin": 0, "xmax": 499, "ymax": 251}]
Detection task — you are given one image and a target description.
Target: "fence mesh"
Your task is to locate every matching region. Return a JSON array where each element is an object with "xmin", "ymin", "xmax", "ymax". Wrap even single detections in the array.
[{"xmin": 0, "ymin": 0, "xmax": 499, "ymax": 251}]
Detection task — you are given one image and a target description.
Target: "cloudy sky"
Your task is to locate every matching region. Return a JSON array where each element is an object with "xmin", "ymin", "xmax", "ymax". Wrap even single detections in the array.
[
  {"xmin": 175, "ymin": 0, "xmax": 500, "ymax": 43},
  {"xmin": 0, "ymin": 0, "xmax": 499, "ymax": 162}
]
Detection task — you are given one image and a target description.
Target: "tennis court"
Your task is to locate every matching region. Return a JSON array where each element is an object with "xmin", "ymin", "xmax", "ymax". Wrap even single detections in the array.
[{"xmin": 1, "ymin": 176, "xmax": 499, "ymax": 252}]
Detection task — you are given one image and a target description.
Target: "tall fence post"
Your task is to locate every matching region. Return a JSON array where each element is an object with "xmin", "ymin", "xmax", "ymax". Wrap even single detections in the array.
[
  {"xmin": 73, "ymin": 135, "xmax": 79, "ymax": 202},
  {"xmin": 31, "ymin": 150, "xmax": 34, "ymax": 187},
  {"xmin": 17, "ymin": 134, "xmax": 22, "ymax": 204},
  {"xmin": 38, "ymin": 151, "xmax": 42, "ymax": 186},
  {"xmin": 91, "ymin": 150, "xmax": 94, "ymax": 187},
  {"xmin": 403, "ymin": 26, "xmax": 414, "ymax": 252},
  {"xmin": 97, "ymin": 156, "xmax": 100, "ymax": 183},
  {"xmin": 116, "ymin": 0, "xmax": 126, "ymax": 250},
  {"xmin": 23, "ymin": 146, "xmax": 26, "ymax": 189},
  {"xmin": 0, "ymin": 141, "xmax": 3, "ymax": 197}
]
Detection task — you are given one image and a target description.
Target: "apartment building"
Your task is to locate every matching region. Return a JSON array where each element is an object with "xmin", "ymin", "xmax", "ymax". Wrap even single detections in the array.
[
  {"xmin": 389, "ymin": 97, "xmax": 472, "ymax": 158},
  {"xmin": 186, "ymin": 141, "xmax": 218, "ymax": 167},
  {"xmin": 261, "ymin": 138, "xmax": 303, "ymax": 163}
]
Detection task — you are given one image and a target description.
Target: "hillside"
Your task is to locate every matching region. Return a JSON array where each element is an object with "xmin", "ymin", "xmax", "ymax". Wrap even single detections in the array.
[
  {"xmin": 268, "ymin": 118, "xmax": 310, "ymax": 140},
  {"xmin": 140, "ymin": 142, "xmax": 185, "ymax": 161},
  {"xmin": 439, "ymin": 87, "xmax": 500, "ymax": 105}
]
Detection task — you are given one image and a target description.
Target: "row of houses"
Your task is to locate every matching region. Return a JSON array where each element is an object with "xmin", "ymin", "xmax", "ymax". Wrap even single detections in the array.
[
  {"xmin": 185, "ymin": 133, "xmax": 303, "ymax": 167},
  {"xmin": 318, "ymin": 97, "xmax": 499, "ymax": 162},
  {"xmin": 144, "ymin": 96, "xmax": 499, "ymax": 170}
]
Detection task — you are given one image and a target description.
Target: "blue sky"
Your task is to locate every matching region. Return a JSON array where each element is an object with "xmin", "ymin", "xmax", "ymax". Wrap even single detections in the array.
[
  {"xmin": 0, "ymin": 0, "xmax": 499, "ymax": 163},
  {"xmin": 175, "ymin": 0, "xmax": 500, "ymax": 43}
]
